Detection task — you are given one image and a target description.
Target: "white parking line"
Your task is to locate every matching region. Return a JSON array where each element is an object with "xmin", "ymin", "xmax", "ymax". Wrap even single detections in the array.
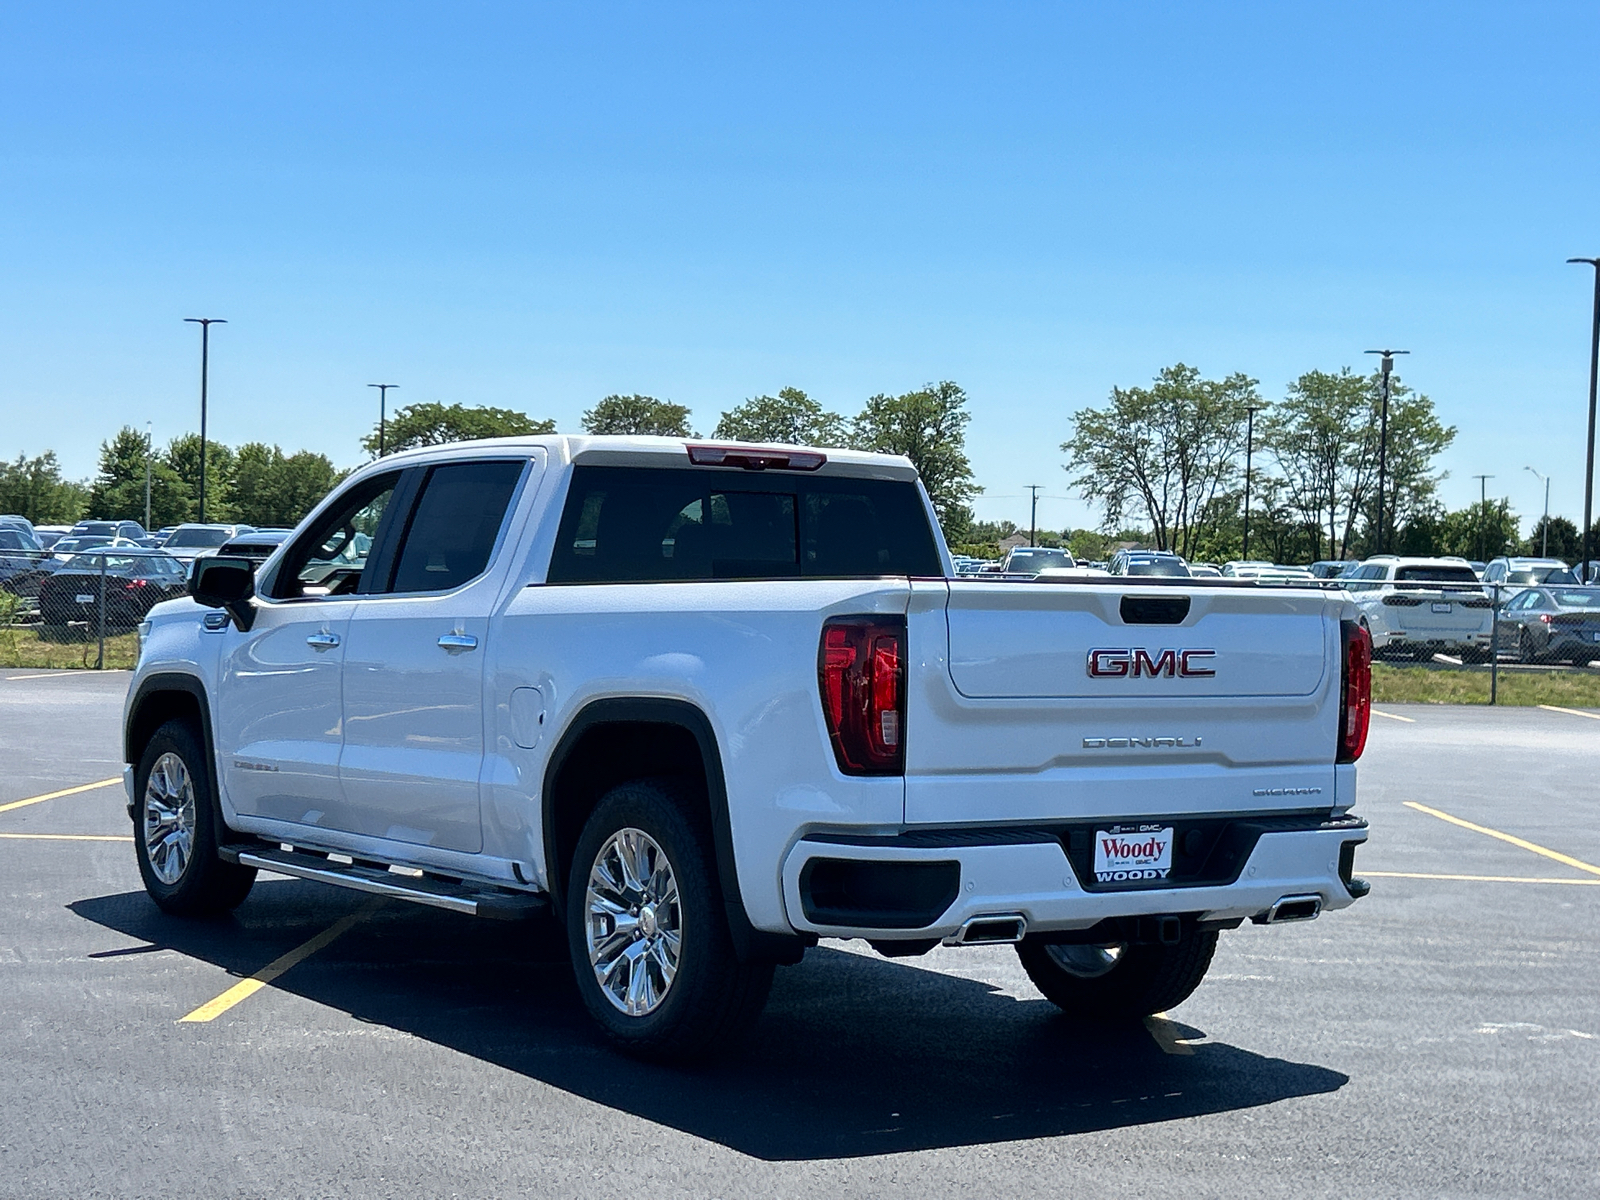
[
  {"xmin": 1538, "ymin": 704, "xmax": 1600, "ymax": 722},
  {"xmin": 1371, "ymin": 709, "xmax": 1416, "ymax": 723},
  {"xmin": 2, "ymin": 671, "xmax": 79, "ymax": 682}
]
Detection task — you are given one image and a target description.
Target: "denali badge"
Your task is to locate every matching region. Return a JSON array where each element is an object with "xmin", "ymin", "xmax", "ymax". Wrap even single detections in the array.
[
  {"xmin": 1083, "ymin": 736, "xmax": 1202, "ymax": 749},
  {"xmin": 1087, "ymin": 648, "xmax": 1217, "ymax": 678}
]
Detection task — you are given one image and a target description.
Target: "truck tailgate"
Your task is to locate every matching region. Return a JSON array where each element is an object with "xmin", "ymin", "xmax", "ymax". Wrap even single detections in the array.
[{"xmin": 904, "ymin": 580, "xmax": 1344, "ymax": 825}]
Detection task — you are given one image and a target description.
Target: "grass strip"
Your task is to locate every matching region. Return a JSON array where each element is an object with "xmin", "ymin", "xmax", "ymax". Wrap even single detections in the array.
[{"xmin": 1372, "ymin": 662, "xmax": 1600, "ymax": 708}]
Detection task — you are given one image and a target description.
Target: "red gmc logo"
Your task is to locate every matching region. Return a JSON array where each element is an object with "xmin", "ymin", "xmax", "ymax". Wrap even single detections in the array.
[{"xmin": 1086, "ymin": 648, "xmax": 1217, "ymax": 678}]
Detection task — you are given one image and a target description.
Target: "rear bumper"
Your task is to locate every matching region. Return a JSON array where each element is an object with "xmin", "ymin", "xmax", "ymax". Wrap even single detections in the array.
[{"xmin": 778, "ymin": 816, "xmax": 1368, "ymax": 941}]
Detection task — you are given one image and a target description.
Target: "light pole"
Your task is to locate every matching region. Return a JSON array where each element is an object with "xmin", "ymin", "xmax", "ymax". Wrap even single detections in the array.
[
  {"xmin": 1242, "ymin": 405, "xmax": 1261, "ymax": 561},
  {"xmin": 1567, "ymin": 258, "xmax": 1600, "ymax": 584},
  {"xmin": 184, "ymin": 318, "xmax": 226, "ymax": 523},
  {"xmin": 144, "ymin": 421, "xmax": 153, "ymax": 532},
  {"xmin": 1027, "ymin": 485, "xmax": 1042, "ymax": 547},
  {"xmin": 368, "ymin": 384, "xmax": 398, "ymax": 456},
  {"xmin": 1365, "ymin": 349, "xmax": 1409, "ymax": 555},
  {"xmin": 1524, "ymin": 466, "xmax": 1550, "ymax": 557},
  {"xmin": 1472, "ymin": 473, "xmax": 1495, "ymax": 564}
]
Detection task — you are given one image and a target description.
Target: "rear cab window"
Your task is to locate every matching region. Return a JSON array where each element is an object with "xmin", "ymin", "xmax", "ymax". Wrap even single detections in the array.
[{"xmin": 546, "ymin": 465, "xmax": 942, "ymax": 583}]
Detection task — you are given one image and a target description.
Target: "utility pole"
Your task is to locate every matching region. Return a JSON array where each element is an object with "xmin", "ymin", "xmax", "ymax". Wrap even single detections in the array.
[
  {"xmin": 1027, "ymin": 485, "xmax": 1042, "ymax": 547},
  {"xmin": 1242, "ymin": 406, "xmax": 1261, "ymax": 561},
  {"xmin": 1365, "ymin": 349, "xmax": 1409, "ymax": 555},
  {"xmin": 1472, "ymin": 474, "xmax": 1495, "ymax": 564},
  {"xmin": 368, "ymin": 383, "xmax": 399, "ymax": 456},
  {"xmin": 1525, "ymin": 466, "xmax": 1550, "ymax": 557},
  {"xmin": 144, "ymin": 421, "xmax": 153, "ymax": 531},
  {"xmin": 184, "ymin": 318, "xmax": 226, "ymax": 523},
  {"xmin": 1567, "ymin": 258, "xmax": 1600, "ymax": 584}
]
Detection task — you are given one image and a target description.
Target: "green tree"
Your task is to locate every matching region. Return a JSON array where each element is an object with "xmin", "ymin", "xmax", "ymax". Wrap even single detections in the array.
[
  {"xmin": 582, "ymin": 394, "xmax": 695, "ymax": 437},
  {"xmin": 712, "ymin": 387, "xmax": 848, "ymax": 446},
  {"xmin": 1262, "ymin": 368, "xmax": 1371, "ymax": 561},
  {"xmin": 1437, "ymin": 500, "xmax": 1520, "ymax": 562},
  {"xmin": 853, "ymin": 381, "xmax": 979, "ymax": 539},
  {"xmin": 1358, "ymin": 379, "xmax": 1455, "ymax": 555},
  {"xmin": 362, "ymin": 402, "xmax": 556, "ymax": 456},
  {"xmin": 1063, "ymin": 364, "xmax": 1259, "ymax": 558},
  {"xmin": 1524, "ymin": 515, "xmax": 1581, "ymax": 561},
  {"xmin": 231, "ymin": 443, "xmax": 342, "ymax": 528},
  {"xmin": 165, "ymin": 433, "xmax": 236, "ymax": 523},
  {"xmin": 86, "ymin": 428, "xmax": 192, "ymax": 527},
  {"xmin": 0, "ymin": 452, "xmax": 88, "ymax": 524}
]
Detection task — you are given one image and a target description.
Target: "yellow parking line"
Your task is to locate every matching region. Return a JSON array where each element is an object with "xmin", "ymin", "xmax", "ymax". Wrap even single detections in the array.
[
  {"xmin": 2, "ymin": 671, "xmax": 79, "ymax": 681},
  {"xmin": 179, "ymin": 899, "xmax": 382, "ymax": 1024},
  {"xmin": 1404, "ymin": 801, "xmax": 1600, "ymax": 878},
  {"xmin": 0, "ymin": 777, "xmax": 121, "ymax": 815},
  {"xmin": 1371, "ymin": 709, "xmax": 1416, "ymax": 723},
  {"xmin": 1365, "ymin": 870, "xmax": 1600, "ymax": 886},
  {"xmin": 0, "ymin": 833, "xmax": 133, "ymax": 842},
  {"xmin": 1538, "ymin": 703, "xmax": 1600, "ymax": 721},
  {"xmin": 1145, "ymin": 1012, "xmax": 1197, "ymax": 1055}
]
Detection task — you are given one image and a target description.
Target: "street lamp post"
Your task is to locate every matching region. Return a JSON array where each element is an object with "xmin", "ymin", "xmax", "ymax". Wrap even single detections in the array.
[
  {"xmin": 1027, "ymin": 485, "xmax": 1042, "ymax": 547},
  {"xmin": 1242, "ymin": 405, "xmax": 1261, "ymax": 561},
  {"xmin": 144, "ymin": 421, "xmax": 153, "ymax": 531},
  {"xmin": 1365, "ymin": 349, "xmax": 1410, "ymax": 555},
  {"xmin": 368, "ymin": 384, "xmax": 398, "ymax": 456},
  {"xmin": 1524, "ymin": 466, "xmax": 1550, "ymax": 557},
  {"xmin": 1472, "ymin": 474, "xmax": 1495, "ymax": 564},
  {"xmin": 184, "ymin": 318, "xmax": 226, "ymax": 523},
  {"xmin": 1567, "ymin": 258, "xmax": 1600, "ymax": 584}
]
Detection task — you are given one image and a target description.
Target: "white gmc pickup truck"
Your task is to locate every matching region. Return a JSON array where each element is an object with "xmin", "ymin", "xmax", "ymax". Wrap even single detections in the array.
[{"xmin": 123, "ymin": 436, "xmax": 1372, "ymax": 1060}]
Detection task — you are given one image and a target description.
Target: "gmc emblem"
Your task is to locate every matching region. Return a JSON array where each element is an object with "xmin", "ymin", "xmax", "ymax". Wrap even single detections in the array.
[{"xmin": 1086, "ymin": 648, "xmax": 1217, "ymax": 678}]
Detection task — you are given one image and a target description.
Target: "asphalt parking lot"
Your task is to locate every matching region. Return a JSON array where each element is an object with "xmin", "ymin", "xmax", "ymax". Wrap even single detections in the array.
[{"xmin": 1, "ymin": 670, "xmax": 1596, "ymax": 1199}]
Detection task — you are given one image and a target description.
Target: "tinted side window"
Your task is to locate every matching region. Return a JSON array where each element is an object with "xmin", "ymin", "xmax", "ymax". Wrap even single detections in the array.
[
  {"xmin": 546, "ymin": 466, "xmax": 941, "ymax": 583},
  {"xmin": 388, "ymin": 460, "xmax": 525, "ymax": 594}
]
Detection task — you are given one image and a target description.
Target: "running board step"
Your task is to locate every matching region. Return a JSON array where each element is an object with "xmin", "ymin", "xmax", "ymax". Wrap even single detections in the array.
[{"xmin": 221, "ymin": 845, "xmax": 549, "ymax": 921}]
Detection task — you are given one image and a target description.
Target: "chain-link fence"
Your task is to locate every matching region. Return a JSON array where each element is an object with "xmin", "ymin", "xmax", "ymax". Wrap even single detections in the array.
[
  {"xmin": 1362, "ymin": 578, "xmax": 1600, "ymax": 707},
  {"xmin": 0, "ymin": 548, "xmax": 188, "ymax": 670}
]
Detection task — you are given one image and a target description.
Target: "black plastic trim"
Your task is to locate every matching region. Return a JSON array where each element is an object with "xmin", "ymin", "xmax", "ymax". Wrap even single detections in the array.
[
  {"xmin": 1120, "ymin": 594, "xmax": 1192, "ymax": 624},
  {"xmin": 798, "ymin": 857, "xmax": 961, "ymax": 929},
  {"xmin": 123, "ymin": 672, "xmax": 241, "ymax": 846},
  {"xmin": 541, "ymin": 697, "xmax": 810, "ymax": 964}
]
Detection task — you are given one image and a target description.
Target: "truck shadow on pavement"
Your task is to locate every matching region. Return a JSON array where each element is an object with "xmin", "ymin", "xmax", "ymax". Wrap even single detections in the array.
[{"xmin": 72, "ymin": 879, "xmax": 1347, "ymax": 1161}]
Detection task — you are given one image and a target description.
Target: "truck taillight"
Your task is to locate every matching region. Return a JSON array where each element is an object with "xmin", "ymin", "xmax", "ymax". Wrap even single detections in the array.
[
  {"xmin": 819, "ymin": 616, "xmax": 906, "ymax": 775},
  {"xmin": 1338, "ymin": 620, "xmax": 1372, "ymax": 763}
]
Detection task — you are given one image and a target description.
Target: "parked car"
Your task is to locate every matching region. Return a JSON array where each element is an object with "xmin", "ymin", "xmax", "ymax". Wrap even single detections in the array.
[
  {"xmin": 1188, "ymin": 562, "xmax": 1222, "ymax": 578},
  {"xmin": 216, "ymin": 529, "xmax": 291, "ymax": 570},
  {"xmin": 1220, "ymin": 560, "xmax": 1275, "ymax": 578},
  {"xmin": 998, "ymin": 546, "xmax": 1075, "ymax": 575},
  {"xmin": 1493, "ymin": 585, "xmax": 1600, "ymax": 664},
  {"xmin": 33, "ymin": 526, "xmax": 71, "ymax": 550},
  {"xmin": 37, "ymin": 550, "xmax": 189, "ymax": 629},
  {"xmin": 1343, "ymin": 556, "xmax": 1492, "ymax": 659},
  {"xmin": 1481, "ymin": 557, "xmax": 1578, "ymax": 592},
  {"xmin": 160, "ymin": 524, "xmax": 255, "ymax": 565},
  {"xmin": 125, "ymin": 434, "xmax": 1370, "ymax": 1061},
  {"xmin": 0, "ymin": 528, "xmax": 55, "ymax": 603},
  {"xmin": 49, "ymin": 535, "xmax": 115, "ymax": 563},
  {"xmin": 0, "ymin": 514, "xmax": 38, "ymax": 539},
  {"xmin": 1108, "ymin": 549, "xmax": 1190, "ymax": 576}
]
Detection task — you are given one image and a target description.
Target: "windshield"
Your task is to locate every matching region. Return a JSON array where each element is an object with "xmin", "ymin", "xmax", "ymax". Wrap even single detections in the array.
[
  {"xmin": 1126, "ymin": 560, "xmax": 1190, "ymax": 577},
  {"xmin": 1508, "ymin": 566, "xmax": 1577, "ymax": 585},
  {"xmin": 166, "ymin": 528, "xmax": 232, "ymax": 548},
  {"xmin": 1394, "ymin": 566, "xmax": 1480, "ymax": 584}
]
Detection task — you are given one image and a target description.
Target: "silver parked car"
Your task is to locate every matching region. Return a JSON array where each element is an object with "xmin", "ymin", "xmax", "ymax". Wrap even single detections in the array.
[{"xmin": 1493, "ymin": 585, "xmax": 1600, "ymax": 664}]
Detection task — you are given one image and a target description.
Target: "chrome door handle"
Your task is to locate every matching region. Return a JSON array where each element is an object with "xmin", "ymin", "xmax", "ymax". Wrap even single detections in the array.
[
  {"xmin": 437, "ymin": 632, "xmax": 478, "ymax": 653},
  {"xmin": 306, "ymin": 631, "xmax": 341, "ymax": 650}
]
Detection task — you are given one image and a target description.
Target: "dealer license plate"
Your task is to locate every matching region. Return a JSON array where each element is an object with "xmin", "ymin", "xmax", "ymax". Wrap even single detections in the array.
[
  {"xmin": 1093, "ymin": 824, "xmax": 1174, "ymax": 884},
  {"xmin": 1431, "ymin": 602, "xmax": 1452, "ymax": 613},
  {"xmin": 74, "ymin": 594, "xmax": 95, "ymax": 604}
]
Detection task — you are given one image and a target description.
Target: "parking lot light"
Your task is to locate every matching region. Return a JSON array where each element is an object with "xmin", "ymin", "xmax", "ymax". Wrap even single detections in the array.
[
  {"xmin": 1525, "ymin": 466, "xmax": 1550, "ymax": 557},
  {"xmin": 1566, "ymin": 258, "xmax": 1600, "ymax": 584},
  {"xmin": 1365, "ymin": 349, "xmax": 1410, "ymax": 554},
  {"xmin": 184, "ymin": 318, "xmax": 226, "ymax": 524},
  {"xmin": 368, "ymin": 383, "xmax": 398, "ymax": 456}
]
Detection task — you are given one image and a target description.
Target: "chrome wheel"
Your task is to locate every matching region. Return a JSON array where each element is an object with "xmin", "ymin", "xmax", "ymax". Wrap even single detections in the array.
[
  {"xmin": 1046, "ymin": 942, "xmax": 1124, "ymax": 979},
  {"xmin": 585, "ymin": 827, "xmax": 682, "ymax": 1017},
  {"xmin": 143, "ymin": 751, "xmax": 197, "ymax": 886}
]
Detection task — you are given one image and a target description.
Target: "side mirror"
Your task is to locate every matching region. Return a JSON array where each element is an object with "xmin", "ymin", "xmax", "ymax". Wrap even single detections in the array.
[{"xmin": 189, "ymin": 556, "xmax": 257, "ymax": 631}]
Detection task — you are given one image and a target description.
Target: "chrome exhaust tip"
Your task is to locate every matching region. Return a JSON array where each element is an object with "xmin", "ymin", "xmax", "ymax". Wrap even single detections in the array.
[
  {"xmin": 1256, "ymin": 894, "xmax": 1323, "ymax": 925},
  {"xmin": 947, "ymin": 913, "xmax": 1028, "ymax": 946}
]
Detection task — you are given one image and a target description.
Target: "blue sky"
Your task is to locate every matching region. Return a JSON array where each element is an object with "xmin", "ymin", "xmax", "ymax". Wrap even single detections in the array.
[{"xmin": 3, "ymin": 2, "xmax": 1599, "ymax": 535}]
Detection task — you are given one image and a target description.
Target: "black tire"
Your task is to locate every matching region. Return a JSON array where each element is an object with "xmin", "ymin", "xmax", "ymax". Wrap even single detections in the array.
[
  {"xmin": 1519, "ymin": 629, "xmax": 1540, "ymax": 665},
  {"xmin": 133, "ymin": 718, "xmax": 256, "ymax": 917},
  {"xmin": 565, "ymin": 778, "xmax": 773, "ymax": 1062},
  {"xmin": 1016, "ymin": 929, "xmax": 1219, "ymax": 1020}
]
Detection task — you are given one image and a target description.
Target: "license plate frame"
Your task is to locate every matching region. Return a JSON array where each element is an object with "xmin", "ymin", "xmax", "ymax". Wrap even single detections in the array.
[
  {"xmin": 74, "ymin": 593, "xmax": 95, "ymax": 604},
  {"xmin": 1093, "ymin": 824, "xmax": 1174, "ymax": 885},
  {"xmin": 1431, "ymin": 601, "xmax": 1452, "ymax": 614}
]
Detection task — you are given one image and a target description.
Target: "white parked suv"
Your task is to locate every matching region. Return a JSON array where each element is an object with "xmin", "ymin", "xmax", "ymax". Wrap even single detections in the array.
[
  {"xmin": 122, "ymin": 436, "xmax": 1372, "ymax": 1060},
  {"xmin": 1342, "ymin": 556, "xmax": 1493, "ymax": 659}
]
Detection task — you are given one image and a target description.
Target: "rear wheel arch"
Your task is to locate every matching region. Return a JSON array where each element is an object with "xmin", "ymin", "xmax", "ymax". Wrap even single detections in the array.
[{"xmin": 541, "ymin": 697, "xmax": 805, "ymax": 964}]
